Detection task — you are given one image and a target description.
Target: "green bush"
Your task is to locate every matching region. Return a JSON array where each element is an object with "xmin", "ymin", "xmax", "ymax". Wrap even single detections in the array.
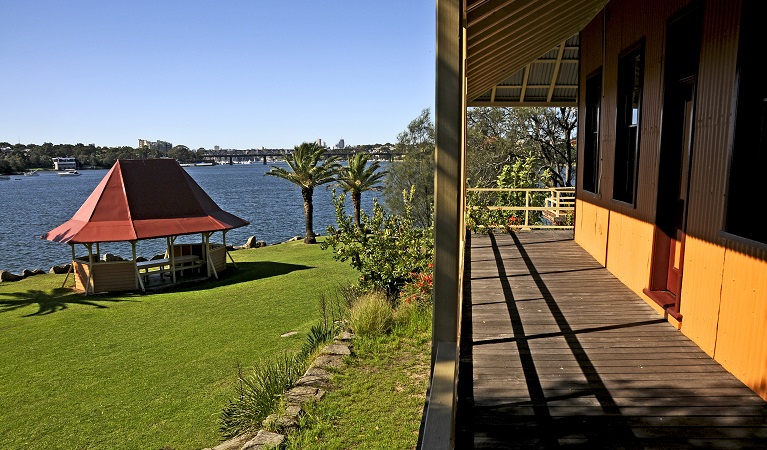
[
  {"xmin": 466, "ymin": 152, "xmax": 550, "ymax": 233},
  {"xmin": 322, "ymin": 186, "xmax": 434, "ymax": 300},
  {"xmin": 347, "ymin": 291, "xmax": 393, "ymax": 337},
  {"xmin": 219, "ymin": 352, "xmax": 306, "ymax": 439}
]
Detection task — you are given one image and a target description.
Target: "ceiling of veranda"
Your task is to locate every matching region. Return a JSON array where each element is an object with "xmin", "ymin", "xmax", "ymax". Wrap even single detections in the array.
[{"xmin": 465, "ymin": 0, "xmax": 609, "ymax": 107}]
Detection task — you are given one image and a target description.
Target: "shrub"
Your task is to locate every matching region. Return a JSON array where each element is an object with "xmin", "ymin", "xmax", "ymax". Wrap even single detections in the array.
[
  {"xmin": 322, "ymin": 186, "xmax": 434, "ymax": 300},
  {"xmin": 219, "ymin": 352, "xmax": 306, "ymax": 439},
  {"xmin": 301, "ymin": 321, "xmax": 335, "ymax": 359},
  {"xmin": 347, "ymin": 291, "xmax": 393, "ymax": 337},
  {"xmin": 398, "ymin": 263, "xmax": 433, "ymax": 307},
  {"xmin": 466, "ymin": 152, "xmax": 550, "ymax": 233}
]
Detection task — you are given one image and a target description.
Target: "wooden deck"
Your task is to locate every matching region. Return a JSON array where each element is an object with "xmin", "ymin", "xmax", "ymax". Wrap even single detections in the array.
[{"xmin": 455, "ymin": 230, "xmax": 767, "ymax": 449}]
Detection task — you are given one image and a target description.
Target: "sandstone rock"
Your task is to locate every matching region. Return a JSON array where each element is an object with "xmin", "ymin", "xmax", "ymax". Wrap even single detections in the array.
[
  {"xmin": 49, "ymin": 264, "xmax": 71, "ymax": 274},
  {"xmin": 294, "ymin": 372, "xmax": 330, "ymax": 388},
  {"xmin": 21, "ymin": 268, "xmax": 44, "ymax": 277},
  {"xmin": 102, "ymin": 253, "xmax": 125, "ymax": 262},
  {"xmin": 262, "ymin": 413, "xmax": 298, "ymax": 432},
  {"xmin": 320, "ymin": 343, "xmax": 351, "ymax": 356},
  {"xmin": 206, "ymin": 432, "xmax": 257, "ymax": 450},
  {"xmin": 0, "ymin": 270, "xmax": 23, "ymax": 282},
  {"xmin": 286, "ymin": 385, "xmax": 325, "ymax": 405},
  {"xmin": 256, "ymin": 240, "xmax": 266, "ymax": 248},
  {"xmin": 303, "ymin": 366, "xmax": 330, "ymax": 378},
  {"xmin": 336, "ymin": 330, "xmax": 355, "ymax": 342},
  {"xmin": 310, "ymin": 354, "xmax": 345, "ymax": 370},
  {"xmin": 244, "ymin": 236, "xmax": 258, "ymax": 248},
  {"xmin": 241, "ymin": 430, "xmax": 284, "ymax": 450}
]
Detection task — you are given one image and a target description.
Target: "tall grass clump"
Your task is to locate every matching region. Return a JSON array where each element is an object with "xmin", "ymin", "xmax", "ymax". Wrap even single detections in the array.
[
  {"xmin": 219, "ymin": 352, "xmax": 306, "ymax": 439},
  {"xmin": 347, "ymin": 290, "xmax": 393, "ymax": 337}
]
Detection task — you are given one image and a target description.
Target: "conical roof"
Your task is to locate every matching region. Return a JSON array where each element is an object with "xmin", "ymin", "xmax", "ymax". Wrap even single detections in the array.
[{"xmin": 43, "ymin": 159, "xmax": 249, "ymax": 244}]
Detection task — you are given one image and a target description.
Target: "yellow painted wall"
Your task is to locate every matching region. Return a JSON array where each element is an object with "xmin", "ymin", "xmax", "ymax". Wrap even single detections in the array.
[
  {"xmin": 604, "ymin": 211, "xmax": 655, "ymax": 295},
  {"xmin": 676, "ymin": 236, "xmax": 725, "ymax": 357},
  {"xmin": 577, "ymin": 204, "xmax": 767, "ymax": 400},
  {"xmin": 574, "ymin": 198, "xmax": 609, "ymax": 266},
  {"xmin": 715, "ymin": 249, "xmax": 767, "ymax": 400}
]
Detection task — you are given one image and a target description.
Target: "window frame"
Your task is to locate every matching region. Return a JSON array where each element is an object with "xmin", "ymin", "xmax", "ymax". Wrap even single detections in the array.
[
  {"xmin": 612, "ymin": 40, "xmax": 645, "ymax": 205},
  {"xmin": 723, "ymin": 0, "xmax": 767, "ymax": 244},
  {"xmin": 583, "ymin": 68, "xmax": 602, "ymax": 195}
]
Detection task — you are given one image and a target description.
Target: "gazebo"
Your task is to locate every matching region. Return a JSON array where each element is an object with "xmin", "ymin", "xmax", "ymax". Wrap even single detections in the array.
[{"xmin": 42, "ymin": 158, "xmax": 249, "ymax": 294}]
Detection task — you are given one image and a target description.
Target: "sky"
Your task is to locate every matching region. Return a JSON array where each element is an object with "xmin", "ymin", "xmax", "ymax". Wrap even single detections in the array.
[{"xmin": 0, "ymin": 0, "xmax": 436, "ymax": 150}]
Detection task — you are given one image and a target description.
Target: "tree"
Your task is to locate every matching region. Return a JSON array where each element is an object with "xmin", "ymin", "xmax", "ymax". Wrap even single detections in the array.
[
  {"xmin": 335, "ymin": 152, "xmax": 386, "ymax": 227},
  {"xmin": 465, "ymin": 106, "xmax": 577, "ymax": 188},
  {"xmin": 383, "ymin": 108, "xmax": 435, "ymax": 228},
  {"xmin": 519, "ymin": 107, "xmax": 578, "ymax": 187},
  {"xmin": 265, "ymin": 142, "xmax": 341, "ymax": 243},
  {"xmin": 466, "ymin": 107, "xmax": 532, "ymax": 187}
]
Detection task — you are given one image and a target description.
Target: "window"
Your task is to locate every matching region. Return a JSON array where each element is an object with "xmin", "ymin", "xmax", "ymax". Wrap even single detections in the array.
[
  {"xmin": 725, "ymin": 0, "xmax": 767, "ymax": 243},
  {"xmin": 613, "ymin": 42, "xmax": 644, "ymax": 204},
  {"xmin": 583, "ymin": 70, "xmax": 602, "ymax": 194}
]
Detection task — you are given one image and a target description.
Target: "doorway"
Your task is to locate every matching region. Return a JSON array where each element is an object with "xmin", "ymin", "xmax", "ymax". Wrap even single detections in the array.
[{"xmin": 645, "ymin": 5, "xmax": 702, "ymax": 320}]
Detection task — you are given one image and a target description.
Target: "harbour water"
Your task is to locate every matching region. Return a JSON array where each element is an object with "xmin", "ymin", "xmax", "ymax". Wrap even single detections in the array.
[{"xmin": 0, "ymin": 162, "xmax": 385, "ymax": 274}]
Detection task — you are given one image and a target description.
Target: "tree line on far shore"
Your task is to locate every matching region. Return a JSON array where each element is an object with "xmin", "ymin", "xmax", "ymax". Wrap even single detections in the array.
[{"xmin": 0, "ymin": 142, "xmax": 204, "ymax": 174}]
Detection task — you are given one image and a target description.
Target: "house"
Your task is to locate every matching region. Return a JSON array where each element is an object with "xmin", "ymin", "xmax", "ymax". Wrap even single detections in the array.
[
  {"xmin": 52, "ymin": 157, "xmax": 77, "ymax": 170},
  {"xmin": 427, "ymin": 0, "xmax": 766, "ymax": 446}
]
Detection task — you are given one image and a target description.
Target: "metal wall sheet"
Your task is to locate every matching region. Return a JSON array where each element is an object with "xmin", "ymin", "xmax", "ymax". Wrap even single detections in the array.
[
  {"xmin": 575, "ymin": 0, "xmax": 767, "ymax": 401},
  {"xmin": 716, "ymin": 247, "xmax": 767, "ymax": 400}
]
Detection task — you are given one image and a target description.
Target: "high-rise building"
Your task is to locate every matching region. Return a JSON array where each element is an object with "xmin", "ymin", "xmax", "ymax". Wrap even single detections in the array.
[{"xmin": 138, "ymin": 139, "xmax": 172, "ymax": 152}]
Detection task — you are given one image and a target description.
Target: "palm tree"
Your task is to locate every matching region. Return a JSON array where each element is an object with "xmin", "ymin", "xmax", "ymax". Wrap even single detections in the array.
[
  {"xmin": 265, "ymin": 142, "xmax": 340, "ymax": 243},
  {"xmin": 336, "ymin": 152, "xmax": 387, "ymax": 227}
]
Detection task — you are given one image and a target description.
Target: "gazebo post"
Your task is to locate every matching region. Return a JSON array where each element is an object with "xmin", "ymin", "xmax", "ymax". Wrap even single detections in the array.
[
  {"xmin": 132, "ymin": 241, "xmax": 145, "ymax": 292},
  {"xmin": 204, "ymin": 232, "xmax": 218, "ymax": 279},
  {"xmin": 61, "ymin": 243, "xmax": 76, "ymax": 288},
  {"xmin": 223, "ymin": 230, "xmax": 238, "ymax": 268},
  {"xmin": 167, "ymin": 236, "xmax": 177, "ymax": 283},
  {"xmin": 200, "ymin": 233, "xmax": 208, "ymax": 276},
  {"xmin": 85, "ymin": 243, "xmax": 94, "ymax": 295}
]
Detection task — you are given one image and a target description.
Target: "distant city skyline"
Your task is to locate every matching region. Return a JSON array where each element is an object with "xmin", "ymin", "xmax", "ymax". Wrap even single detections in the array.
[{"xmin": 1, "ymin": 1, "xmax": 435, "ymax": 150}]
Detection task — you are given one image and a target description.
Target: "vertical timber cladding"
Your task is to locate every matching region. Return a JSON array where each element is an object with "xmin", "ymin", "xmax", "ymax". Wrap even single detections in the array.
[
  {"xmin": 576, "ymin": 0, "xmax": 767, "ymax": 401},
  {"xmin": 692, "ymin": 0, "xmax": 767, "ymax": 401},
  {"xmin": 574, "ymin": 11, "xmax": 609, "ymax": 263},
  {"xmin": 674, "ymin": 0, "xmax": 740, "ymax": 369}
]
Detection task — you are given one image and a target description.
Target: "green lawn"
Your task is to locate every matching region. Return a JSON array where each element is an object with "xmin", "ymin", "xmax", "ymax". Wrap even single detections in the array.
[{"xmin": 0, "ymin": 239, "xmax": 358, "ymax": 450}]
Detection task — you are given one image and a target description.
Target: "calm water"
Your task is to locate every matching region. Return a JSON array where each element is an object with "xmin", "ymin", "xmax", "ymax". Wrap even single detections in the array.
[{"xmin": 0, "ymin": 162, "xmax": 384, "ymax": 273}]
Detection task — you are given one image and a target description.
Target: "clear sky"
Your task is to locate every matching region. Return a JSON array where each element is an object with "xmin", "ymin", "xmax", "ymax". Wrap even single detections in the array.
[{"xmin": 1, "ymin": 0, "xmax": 435, "ymax": 150}]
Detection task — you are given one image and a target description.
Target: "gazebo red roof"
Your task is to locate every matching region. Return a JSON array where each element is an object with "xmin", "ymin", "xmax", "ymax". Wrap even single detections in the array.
[{"xmin": 43, "ymin": 159, "xmax": 249, "ymax": 244}]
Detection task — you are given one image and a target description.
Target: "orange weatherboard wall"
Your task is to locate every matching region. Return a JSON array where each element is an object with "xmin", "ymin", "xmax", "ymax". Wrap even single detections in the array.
[{"xmin": 574, "ymin": 0, "xmax": 766, "ymax": 401}]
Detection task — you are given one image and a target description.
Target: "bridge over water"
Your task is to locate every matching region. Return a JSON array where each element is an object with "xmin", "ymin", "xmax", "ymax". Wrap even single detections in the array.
[{"xmin": 197, "ymin": 149, "xmax": 402, "ymax": 165}]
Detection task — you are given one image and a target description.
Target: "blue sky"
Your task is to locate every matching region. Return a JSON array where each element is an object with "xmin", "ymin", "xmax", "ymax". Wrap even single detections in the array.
[{"xmin": 1, "ymin": 1, "xmax": 435, "ymax": 149}]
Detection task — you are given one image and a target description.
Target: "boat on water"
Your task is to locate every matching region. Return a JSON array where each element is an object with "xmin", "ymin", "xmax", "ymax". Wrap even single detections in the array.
[
  {"xmin": 0, "ymin": 175, "xmax": 9, "ymax": 181},
  {"xmin": 24, "ymin": 169, "xmax": 41, "ymax": 176},
  {"xmin": 58, "ymin": 169, "xmax": 81, "ymax": 177},
  {"xmin": 194, "ymin": 162, "xmax": 214, "ymax": 166}
]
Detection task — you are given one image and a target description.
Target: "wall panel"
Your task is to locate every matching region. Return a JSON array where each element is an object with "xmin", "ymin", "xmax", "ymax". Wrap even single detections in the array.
[{"xmin": 716, "ymin": 248, "xmax": 767, "ymax": 400}]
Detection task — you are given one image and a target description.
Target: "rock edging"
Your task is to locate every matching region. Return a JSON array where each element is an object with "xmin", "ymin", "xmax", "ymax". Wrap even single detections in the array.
[{"xmin": 205, "ymin": 331, "xmax": 354, "ymax": 450}]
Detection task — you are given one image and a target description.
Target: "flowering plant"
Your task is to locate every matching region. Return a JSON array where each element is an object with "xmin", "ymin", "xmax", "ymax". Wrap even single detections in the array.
[{"xmin": 399, "ymin": 263, "xmax": 433, "ymax": 306}]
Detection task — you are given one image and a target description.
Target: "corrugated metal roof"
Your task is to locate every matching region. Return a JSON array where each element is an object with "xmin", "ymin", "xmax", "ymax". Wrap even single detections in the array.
[
  {"xmin": 466, "ymin": 0, "xmax": 609, "ymax": 106},
  {"xmin": 42, "ymin": 159, "xmax": 249, "ymax": 244}
]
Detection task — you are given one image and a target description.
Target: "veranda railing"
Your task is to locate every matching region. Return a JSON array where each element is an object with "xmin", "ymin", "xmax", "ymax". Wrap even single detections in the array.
[{"xmin": 466, "ymin": 187, "xmax": 576, "ymax": 230}]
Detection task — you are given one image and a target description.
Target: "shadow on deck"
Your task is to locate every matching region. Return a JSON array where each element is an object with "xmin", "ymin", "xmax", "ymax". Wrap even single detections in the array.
[{"xmin": 455, "ymin": 230, "xmax": 767, "ymax": 449}]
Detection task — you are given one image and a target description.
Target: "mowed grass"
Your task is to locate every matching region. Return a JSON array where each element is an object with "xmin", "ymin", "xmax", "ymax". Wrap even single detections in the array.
[
  {"xmin": 283, "ymin": 308, "xmax": 432, "ymax": 450},
  {"xmin": 0, "ymin": 239, "xmax": 358, "ymax": 450}
]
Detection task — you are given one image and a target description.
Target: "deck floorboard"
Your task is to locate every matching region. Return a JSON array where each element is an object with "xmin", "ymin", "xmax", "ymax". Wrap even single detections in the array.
[{"xmin": 455, "ymin": 230, "xmax": 767, "ymax": 449}]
